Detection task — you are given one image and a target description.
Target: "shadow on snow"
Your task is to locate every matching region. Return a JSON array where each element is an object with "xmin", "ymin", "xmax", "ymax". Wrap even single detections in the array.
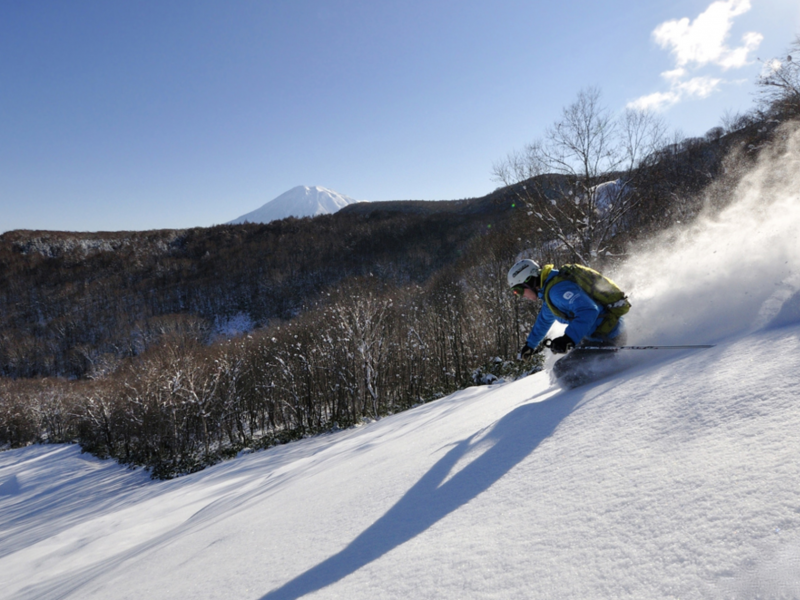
[{"xmin": 260, "ymin": 386, "xmax": 582, "ymax": 599}]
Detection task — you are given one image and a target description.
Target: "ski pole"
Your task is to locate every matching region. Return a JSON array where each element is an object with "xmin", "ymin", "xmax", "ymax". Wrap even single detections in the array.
[
  {"xmin": 541, "ymin": 339, "xmax": 714, "ymax": 352},
  {"xmin": 572, "ymin": 344, "xmax": 714, "ymax": 351}
]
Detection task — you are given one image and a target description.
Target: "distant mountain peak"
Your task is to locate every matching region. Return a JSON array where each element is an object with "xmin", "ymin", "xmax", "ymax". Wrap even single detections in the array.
[{"xmin": 229, "ymin": 186, "xmax": 364, "ymax": 224}]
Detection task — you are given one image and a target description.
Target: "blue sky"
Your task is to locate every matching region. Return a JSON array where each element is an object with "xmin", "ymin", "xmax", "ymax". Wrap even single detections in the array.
[{"xmin": 1, "ymin": 0, "xmax": 798, "ymax": 233}]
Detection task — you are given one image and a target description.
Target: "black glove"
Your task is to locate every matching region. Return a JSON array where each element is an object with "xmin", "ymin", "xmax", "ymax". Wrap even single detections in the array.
[
  {"xmin": 549, "ymin": 335, "xmax": 575, "ymax": 354},
  {"xmin": 517, "ymin": 343, "xmax": 535, "ymax": 361}
]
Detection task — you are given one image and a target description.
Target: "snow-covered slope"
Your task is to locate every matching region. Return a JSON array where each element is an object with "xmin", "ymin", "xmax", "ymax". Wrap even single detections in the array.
[
  {"xmin": 2, "ymin": 325, "xmax": 800, "ymax": 600},
  {"xmin": 2, "ymin": 128, "xmax": 800, "ymax": 600},
  {"xmin": 228, "ymin": 186, "xmax": 363, "ymax": 224}
]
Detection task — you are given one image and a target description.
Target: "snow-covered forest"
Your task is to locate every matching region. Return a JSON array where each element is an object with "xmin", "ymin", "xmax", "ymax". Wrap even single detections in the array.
[{"xmin": 2, "ymin": 67, "xmax": 797, "ymax": 477}]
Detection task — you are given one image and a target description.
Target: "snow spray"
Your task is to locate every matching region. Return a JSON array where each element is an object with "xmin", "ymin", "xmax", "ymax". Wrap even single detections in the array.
[{"xmin": 615, "ymin": 123, "xmax": 800, "ymax": 346}]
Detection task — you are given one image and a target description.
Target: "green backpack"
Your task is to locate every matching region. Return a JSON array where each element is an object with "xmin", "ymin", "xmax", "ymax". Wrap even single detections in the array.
[{"xmin": 541, "ymin": 263, "xmax": 631, "ymax": 337}]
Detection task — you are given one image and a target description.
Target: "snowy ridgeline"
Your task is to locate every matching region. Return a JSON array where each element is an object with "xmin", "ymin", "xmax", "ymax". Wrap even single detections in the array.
[
  {"xmin": 2, "ymin": 324, "xmax": 800, "ymax": 600},
  {"xmin": 9, "ymin": 231, "xmax": 188, "ymax": 259}
]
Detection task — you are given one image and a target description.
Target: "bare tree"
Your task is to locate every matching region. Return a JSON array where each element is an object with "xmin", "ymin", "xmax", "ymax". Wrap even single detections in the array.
[
  {"xmin": 493, "ymin": 87, "xmax": 666, "ymax": 265},
  {"xmin": 329, "ymin": 287, "xmax": 392, "ymax": 420},
  {"xmin": 758, "ymin": 36, "xmax": 800, "ymax": 117},
  {"xmin": 719, "ymin": 109, "xmax": 758, "ymax": 134}
]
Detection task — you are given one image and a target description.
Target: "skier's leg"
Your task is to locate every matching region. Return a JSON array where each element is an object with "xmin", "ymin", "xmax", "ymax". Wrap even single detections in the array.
[
  {"xmin": 551, "ymin": 331, "xmax": 626, "ymax": 388},
  {"xmin": 552, "ymin": 348, "xmax": 594, "ymax": 386}
]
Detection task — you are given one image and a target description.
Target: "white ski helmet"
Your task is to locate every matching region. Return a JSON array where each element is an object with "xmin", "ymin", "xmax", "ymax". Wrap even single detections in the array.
[{"xmin": 507, "ymin": 259, "xmax": 541, "ymax": 288}]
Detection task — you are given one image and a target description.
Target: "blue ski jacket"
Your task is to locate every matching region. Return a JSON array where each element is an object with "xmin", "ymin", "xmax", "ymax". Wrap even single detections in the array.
[{"xmin": 525, "ymin": 268, "xmax": 623, "ymax": 349}]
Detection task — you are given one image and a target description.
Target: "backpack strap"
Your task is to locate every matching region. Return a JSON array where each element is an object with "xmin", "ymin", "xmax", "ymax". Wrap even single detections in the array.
[{"xmin": 542, "ymin": 269, "xmax": 569, "ymax": 320}]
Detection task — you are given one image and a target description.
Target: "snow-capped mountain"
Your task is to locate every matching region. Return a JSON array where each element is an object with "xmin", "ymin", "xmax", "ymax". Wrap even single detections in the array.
[{"xmin": 228, "ymin": 185, "xmax": 363, "ymax": 224}]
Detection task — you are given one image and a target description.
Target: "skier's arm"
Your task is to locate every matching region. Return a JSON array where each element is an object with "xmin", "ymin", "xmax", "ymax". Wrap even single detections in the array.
[{"xmin": 526, "ymin": 305, "xmax": 556, "ymax": 349}]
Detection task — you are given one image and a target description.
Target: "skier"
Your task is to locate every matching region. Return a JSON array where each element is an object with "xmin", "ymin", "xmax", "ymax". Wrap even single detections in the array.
[{"xmin": 508, "ymin": 259, "xmax": 629, "ymax": 386}]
